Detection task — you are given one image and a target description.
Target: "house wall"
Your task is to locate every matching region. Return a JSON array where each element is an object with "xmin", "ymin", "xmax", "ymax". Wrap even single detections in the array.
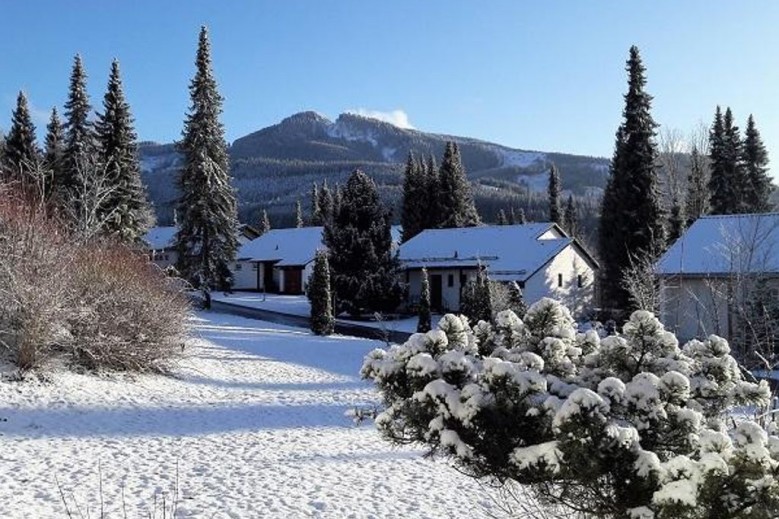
[
  {"xmin": 151, "ymin": 249, "xmax": 178, "ymax": 271},
  {"xmin": 523, "ymin": 244, "xmax": 596, "ymax": 318},
  {"xmin": 406, "ymin": 268, "xmax": 478, "ymax": 312},
  {"xmin": 659, "ymin": 277, "xmax": 732, "ymax": 342},
  {"xmin": 232, "ymin": 261, "xmax": 261, "ymax": 290}
]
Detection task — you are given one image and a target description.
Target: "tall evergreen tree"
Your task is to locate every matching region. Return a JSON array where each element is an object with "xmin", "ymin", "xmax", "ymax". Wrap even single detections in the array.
[
  {"xmin": 437, "ymin": 142, "xmax": 481, "ymax": 228},
  {"xmin": 175, "ymin": 26, "xmax": 239, "ymax": 308},
  {"xmin": 401, "ymin": 151, "xmax": 427, "ymax": 241},
  {"xmin": 685, "ymin": 145, "xmax": 709, "ymax": 226},
  {"xmin": 95, "ymin": 60, "xmax": 154, "ymax": 242},
  {"xmin": 563, "ymin": 195, "xmax": 577, "ymax": 237},
  {"xmin": 741, "ymin": 114, "xmax": 771, "ymax": 213},
  {"xmin": 598, "ymin": 46, "xmax": 665, "ymax": 314},
  {"xmin": 310, "ymin": 183, "xmax": 321, "ymax": 224},
  {"xmin": 723, "ymin": 107, "xmax": 746, "ymax": 212},
  {"xmin": 460, "ymin": 265, "xmax": 492, "ymax": 324},
  {"xmin": 516, "ymin": 207, "xmax": 527, "ymax": 224},
  {"xmin": 707, "ymin": 106, "xmax": 730, "ymax": 215},
  {"xmin": 295, "ymin": 199, "xmax": 304, "ymax": 228},
  {"xmin": 417, "ymin": 267, "xmax": 432, "ymax": 333},
  {"xmin": 61, "ymin": 54, "xmax": 97, "ymax": 204},
  {"xmin": 424, "ymin": 153, "xmax": 441, "ymax": 228},
  {"xmin": 308, "ymin": 250, "xmax": 334, "ymax": 335},
  {"xmin": 507, "ymin": 281, "xmax": 528, "ymax": 317},
  {"xmin": 43, "ymin": 107, "xmax": 64, "ymax": 199},
  {"xmin": 258, "ymin": 209, "xmax": 271, "ymax": 235},
  {"xmin": 548, "ymin": 163, "xmax": 562, "ymax": 225},
  {"xmin": 667, "ymin": 204, "xmax": 685, "ymax": 244},
  {"xmin": 324, "ymin": 170, "xmax": 404, "ymax": 316},
  {"xmin": 496, "ymin": 209, "xmax": 509, "ymax": 225},
  {"xmin": 2, "ymin": 91, "xmax": 40, "ymax": 184},
  {"xmin": 317, "ymin": 180, "xmax": 334, "ymax": 225}
]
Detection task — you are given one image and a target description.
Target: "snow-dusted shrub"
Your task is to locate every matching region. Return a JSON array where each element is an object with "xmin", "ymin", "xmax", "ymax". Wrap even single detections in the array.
[
  {"xmin": 68, "ymin": 242, "xmax": 190, "ymax": 372},
  {"xmin": 362, "ymin": 298, "xmax": 778, "ymax": 519},
  {"xmin": 0, "ymin": 191, "xmax": 75, "ymax": 370}
]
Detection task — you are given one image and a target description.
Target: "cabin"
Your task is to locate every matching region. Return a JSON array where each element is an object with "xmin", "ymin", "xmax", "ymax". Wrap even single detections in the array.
[
  {"xmin": 399, "ymin": 223, "xmax": 599, "ymax": 317},
  {"xmin": 656, "ymin": 213, "xmax": 779, "ymax": 342},
  {"xmin": 233, "ymin": 227, "xmax": 326, "ymax": 294},
  {"xmin": 144, "ymin": 224, "xmax": 260, "ymax": 272}
]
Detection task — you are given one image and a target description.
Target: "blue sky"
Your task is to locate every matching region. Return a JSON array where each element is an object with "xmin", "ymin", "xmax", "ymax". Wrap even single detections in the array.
[{"xmin": 1, "ymin": 1, "xmax": 778, "ymax": 169}]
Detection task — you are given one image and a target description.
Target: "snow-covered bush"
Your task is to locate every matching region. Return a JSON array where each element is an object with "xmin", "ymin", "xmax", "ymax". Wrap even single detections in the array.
[{"xmin": 362, "ymin": 298, "xmax": 778, "ymax": 519}]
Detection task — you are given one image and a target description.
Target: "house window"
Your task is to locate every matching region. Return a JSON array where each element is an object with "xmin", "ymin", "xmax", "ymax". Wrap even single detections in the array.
[
  {"xmin": 235, "ymin": 263, "xmax": 242, "ymax": 271},
  {"xmin": 252, "ymin": 263, "xmax": 258, "ymax": 271},
  {"xmin": 448, "ymin": 274, "xmax": 454, "ymax": 287},
  {"xmin": 558, "ymin": 274, "xmax": 563, "ymax": 287},
  {"xmin": 577, "ymin": 275, "xmax": 583, "ymax": 288},
  {"xmin": 460, "ymin": 274, "xmax": 467, "ymax": 286}
]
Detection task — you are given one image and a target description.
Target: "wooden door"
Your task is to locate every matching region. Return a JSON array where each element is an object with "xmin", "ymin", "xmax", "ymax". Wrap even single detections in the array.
[{"xmin": 284, "ymin": 268, "xmax": 303, "ymax": 295}]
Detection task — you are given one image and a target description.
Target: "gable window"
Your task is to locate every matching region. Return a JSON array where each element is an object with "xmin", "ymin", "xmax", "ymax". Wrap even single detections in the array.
[
  {"xmin": 448, "ymin": 274, "xmax": 454, "ymax": 287},
  {"xmin": 558, "ymin": 274, "xmax": 563, "ymax": 287},
  {"xmin": 577, "ymin": 274, "xmax": 583, "ymax": 288},
  {"xmin": 235, "ymin": 264, "xmax": 243, "ymax": 271}
]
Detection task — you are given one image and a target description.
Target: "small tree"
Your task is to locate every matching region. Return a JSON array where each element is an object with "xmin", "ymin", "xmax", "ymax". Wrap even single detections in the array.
[
  {"xmin": 507, "ymin": 281, "xmax": 528, "ymax": 317},
  {"xmin": 362, "ymin": 300, "xmax": 776, "ymax": 519},
  {"xmin": 258, "ymin": 209, "xmax": 271, "ymax": 235},
  {"xmin": 296, "ymin": 199, "xmax": 304, "ymax": 228},
  {"xmin": 548, "ymin": 164, "xmax": 562, "ymax": 226},
  {"xmin": 460, "ymin": 265, "xmax": 492, "ymax": 324},
  {"xmin": 496, "ymin": 209, "xmax": 509, "ymax": 225},
  {"xmin": 417, "ymin": 268, "xmax": 432, "ymax": 333},
  {"xmin": 308, "ymin": 250, "xmax": 334, "ymax": 335}
]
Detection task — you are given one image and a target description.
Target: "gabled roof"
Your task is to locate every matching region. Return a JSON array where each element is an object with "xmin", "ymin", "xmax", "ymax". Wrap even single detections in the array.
[
  {"xmin": 656, "ymin": 213, "xmax": 779, "ymax": 276},
  {"xmin": 144, "ymin": 226, "xmax": 177, "ymax": 250},
  {"xmin": 399, "ymin": 223, "xmax": 586, "ymax": 282},
  {"xmin": 238, "ymin": 227, "xmax": 325, "ymax": 266}
]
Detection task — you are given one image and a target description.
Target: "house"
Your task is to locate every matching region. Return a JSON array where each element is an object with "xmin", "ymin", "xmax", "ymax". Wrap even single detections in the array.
[
  {"xmin": 398, "ymin": 223, "xmax": 599, "ymax": 317},
  {"xmin": 656, "ymin": 213, "xmax": 779, "ymax": 342},
  {"xmin": 233, "ymin": 226, "xmax": 326, "ymax": 293},
  {"xmin": 144, "ymin": 224, "xmax": 260, "ymax": 272}
]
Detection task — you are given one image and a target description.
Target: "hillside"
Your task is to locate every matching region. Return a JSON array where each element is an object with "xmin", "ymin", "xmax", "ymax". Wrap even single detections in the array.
[{"xmin": 140, "ymin": 111, "xmax": 609, "ymax": 226}]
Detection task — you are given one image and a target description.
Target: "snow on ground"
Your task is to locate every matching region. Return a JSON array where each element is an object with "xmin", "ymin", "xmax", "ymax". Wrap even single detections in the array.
[
  {"xmin": 213, "ymin": 292, "xmax": 436, "ymax": 334},
  {"xmin": 0, "ymin": 312, "xmax": 502, "ymax": 518}
]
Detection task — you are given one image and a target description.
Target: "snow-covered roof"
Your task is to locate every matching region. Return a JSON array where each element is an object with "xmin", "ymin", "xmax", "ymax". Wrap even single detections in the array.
[
  {"xmin": 656, "ymin": 213, "xmax": 779, "ymax": 276},
  {"xmin": 399, "ymin": 223, "xmax": 580, "ymax": 282},
  {"xmin": 238, "ymin": 227, "xmax": 325, "ymax": 266},
  {"xmin": 144, "ymin": 226, "xmax": 177, "ymax": 250}
]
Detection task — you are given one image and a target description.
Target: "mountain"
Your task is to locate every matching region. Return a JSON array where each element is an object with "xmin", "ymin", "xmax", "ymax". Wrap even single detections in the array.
[{"xmin": 140, "ymin": 111, "xmax": 609, "ymax": 227}]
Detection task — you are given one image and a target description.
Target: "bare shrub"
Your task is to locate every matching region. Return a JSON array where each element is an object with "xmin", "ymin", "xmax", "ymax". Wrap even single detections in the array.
[
  {"xmin": 0, "ymin": 188, "xmax": 74, "ymax": 370},
  {"xmin": 68, "ymin": 243, "xmax": 190, "ymax": 372}
]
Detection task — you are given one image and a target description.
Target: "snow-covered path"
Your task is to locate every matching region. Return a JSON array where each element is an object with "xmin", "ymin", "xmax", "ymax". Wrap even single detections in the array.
[{"xmin": 0, "ymin": 313, "xmax": 502, "ymax": 518}]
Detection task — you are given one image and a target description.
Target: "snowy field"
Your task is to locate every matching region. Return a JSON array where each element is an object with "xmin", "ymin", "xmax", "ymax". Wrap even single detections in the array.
[{"xmin": 0, "ymin": 312, "xmax": 502, "ymax": 518}]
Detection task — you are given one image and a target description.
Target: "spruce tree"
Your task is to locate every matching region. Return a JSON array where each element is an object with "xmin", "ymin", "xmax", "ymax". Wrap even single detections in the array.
[
  {"xmin": 722, "ymin": 107, "xmax": 746, "ymax": 212},
  {"xmin": 685, "ymin": 145, "xmax": 709, "ymax": 225},
  {"xmin": 708, "ymin": 106, "xmax": 730, "ymax": 214},
  {"xmin": 496, "ymin": 209, "xmax": 508, "ymax": 225},
  {"xmin": 61, "ymin": 54, "xmax": 97, "ymax": 206},
  {"xmin": 258, "ymin": 209, "xmax": 271, "ymax": 235},
  {"xmin": 2, "ymin": 91, "xmax": 40, "ymax": 187},
  {"xmin": 317, "ymin": 180, "xmax": 333, "ymax": 224},
  {"xmin": 175, "ymin": 26, "xmax": 239, "ymax": 308},
  {"xmin": 667, "ymin": 204, "xmax": 685, "ymax": 244},
  {"xmin": 741, "ymin": 114, "xmax": 771, "ymax": 213},
  {"xmin": 310, "ymin": 183, "xmax": 321, "ymax": 225},
  {"xmin": 548, "ymin": 163, "xmax": 562, "ymax": 225},
  {"xmin": 461, "ymin": 265, "xmax": 492, "ymax": 324},
  {"xmin": 95, "ymin": 60, "xmax": 153, "ymax": 242},
  {"xmin": 424, "ymin": 153, "xmax": 441, "ymax": 229},
  {"xmin": 598, "ymin": 46, "xmax": 665, "ymax": 314},
  {"xmin": 43, "ymin": 107, "xmax": 64, "ymax": 200},
  {"xmin": 308, "ymin": 250, "xmax": 334, "ymax": 335},
  {"xmin": 417, "ymin": 267, "xmax": 432, "ymax": 333},
  {"xmin": 517, "ymin": 207, "xmax": 527, "ymax": 224},
  {"xmin": 507, "ymin": 281, "xmax": 528, "ymax": 317},
  {"xmin": 401, "ymin": 151, "xmax": 427, "ymax": 241},
  {"xmin": 295, "ymin": 199, "xmax": 304, "ymax": 228},
  {"xmin": 324, "ymin": 169, "xmax": 404, "ymax": 316},
  {"xmin": 437, "ymin": 142, "xmax": 481, "ymax": 228},
  {"xmin": 2, "ymin": 91, "xmax": 40, "ymax": 185},
  {"xmin": 563, "ymin": 195, "xmax": 577, "ymax": 237}
]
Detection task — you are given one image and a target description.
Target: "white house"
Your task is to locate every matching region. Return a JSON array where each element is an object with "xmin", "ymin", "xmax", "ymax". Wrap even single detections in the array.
[
  {"xmin": 399, "ymin": 223, "xmax": 599, "ymax": 317},
  {"xmin": 233, "ymin": 227, "xmax": 325, "ymax": 293},
  {"xmin": 656, "ymin": 213, "xmax": 779, "ymax": 342},
  {"xmin": 144, "ymin": 224, "xmax": 260, "ymax": 272}
]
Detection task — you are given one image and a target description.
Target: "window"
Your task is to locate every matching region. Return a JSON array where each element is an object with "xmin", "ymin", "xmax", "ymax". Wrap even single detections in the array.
[
  {"xmin": 252, "ymin": 263, "xmax": 259, "ymax": 271},
  {"xmin": 577, "ymin": 275, "xmax": 583, "ymax": 288},
  {"xmin": 235, "ymin": 264, "xmax": 243, "ymax": 271},
  {"xmin": 460, "ymin": 274, "xmax": 467, "ymax": 286},
  {"xmin": 558, "ymin": 274, "xmax": 563, "ymax": 287},
  {"xmin": 448, "ymin": 274, "xmax": 454, "ymax": 287}
]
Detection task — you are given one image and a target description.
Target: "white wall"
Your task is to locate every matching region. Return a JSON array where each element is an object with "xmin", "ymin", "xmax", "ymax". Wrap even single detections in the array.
[
  {"xmin": 524, "ymin": 244, "xmax": 596, "ymax": 318},
  {"xmin": 659, "ymin": 277, "xmax": 731, "ymax": 342},
  {"xmin": 232, "ymin": 261, "xmax": 260, "ymax": 290},
  {"xmin": 151, "ymin": 250, "xmax": 178, "ymax": 271}
]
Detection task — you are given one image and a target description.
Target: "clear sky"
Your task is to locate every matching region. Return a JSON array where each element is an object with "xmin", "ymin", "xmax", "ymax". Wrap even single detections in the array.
[{"xmin": 1, "ymin": 1, "xmax": 778, "ymax": 171}]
